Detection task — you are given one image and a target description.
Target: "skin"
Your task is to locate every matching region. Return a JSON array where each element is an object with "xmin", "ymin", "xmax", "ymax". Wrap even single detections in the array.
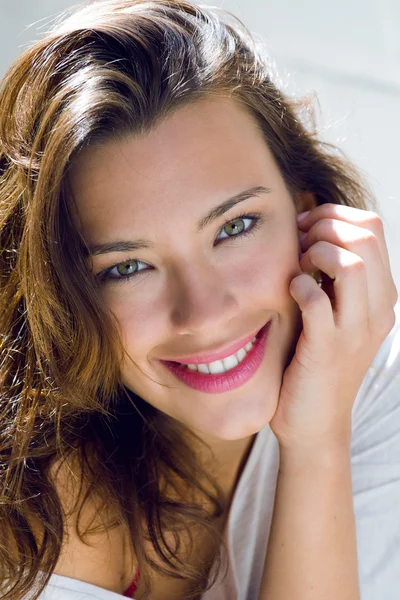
[{"xmin": 69, "ymin": 96, "xmax": 315, "ymax": 474}]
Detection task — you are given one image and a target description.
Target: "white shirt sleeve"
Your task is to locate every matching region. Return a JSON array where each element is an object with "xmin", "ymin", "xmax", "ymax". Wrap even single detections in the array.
[
  {"xmin": 37, "ymin": 574, "xmax": 129, "ymax": 600},
  {"xmin": 351, "ymin": 303, "xmax": 400, "ymax": 599}
]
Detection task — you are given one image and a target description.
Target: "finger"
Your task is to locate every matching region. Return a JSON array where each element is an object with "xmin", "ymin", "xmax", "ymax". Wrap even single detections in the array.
[
  {"xmin": 289, "ymin": 272, "xmax": 335, "ymax": 355},
  {"xmin": 297, "ymin": 204, "xmax": 398, "ymax": 306},
  {"xmin": 299, "ymin": 240, "xmax": 369, "ymax": 331},
  {"xmin": 299, "ymin": 218, "xmax": 388, "ymax": 319}
]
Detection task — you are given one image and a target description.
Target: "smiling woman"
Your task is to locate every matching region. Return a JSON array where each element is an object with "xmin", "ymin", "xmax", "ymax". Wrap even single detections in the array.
[{"xmin": 0, "ymin": 1, "xmax": 399, "ymax": 600}]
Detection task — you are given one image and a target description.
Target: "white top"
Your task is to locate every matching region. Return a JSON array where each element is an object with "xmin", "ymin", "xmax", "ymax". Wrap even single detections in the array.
[{"xmin": 38, "ymin": 303, "xmax": 400, "ymax": 600}]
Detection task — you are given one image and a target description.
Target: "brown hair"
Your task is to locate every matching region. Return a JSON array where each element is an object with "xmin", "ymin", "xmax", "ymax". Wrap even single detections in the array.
[{"xmin": 0, "ymin": 1, "xmax": 376, "ymax": 598}]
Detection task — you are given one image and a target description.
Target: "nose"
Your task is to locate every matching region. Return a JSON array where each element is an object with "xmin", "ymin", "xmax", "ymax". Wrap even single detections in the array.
[{"xmin": 168, "ymin": 261, "xmax": 240, "ymax": 336}]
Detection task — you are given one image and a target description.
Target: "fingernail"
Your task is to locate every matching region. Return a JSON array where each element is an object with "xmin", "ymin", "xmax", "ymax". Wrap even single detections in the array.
[{"xmin": 296, "ymin": 211, "xmax": 310, "ymax": 223}]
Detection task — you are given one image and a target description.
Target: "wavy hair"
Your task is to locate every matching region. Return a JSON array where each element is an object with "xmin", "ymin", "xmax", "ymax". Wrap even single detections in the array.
[{"xmin": 0, "ymin": 1, "xmax": 376, "ymax": 598}]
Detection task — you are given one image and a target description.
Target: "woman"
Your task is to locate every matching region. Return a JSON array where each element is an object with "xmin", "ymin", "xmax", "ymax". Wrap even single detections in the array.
[{"xmin": 0, "ymin": 1, "xmax": 398, "ymax": 599}]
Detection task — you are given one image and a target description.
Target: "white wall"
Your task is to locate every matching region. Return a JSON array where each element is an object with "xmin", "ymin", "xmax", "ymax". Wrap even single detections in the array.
[{"xmin": 1, "ymin": 0, "xmax": 399, "ymax": 292}]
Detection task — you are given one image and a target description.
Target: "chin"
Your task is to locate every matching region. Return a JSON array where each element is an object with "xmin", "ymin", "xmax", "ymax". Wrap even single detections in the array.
[{"xmin": 188, "ymin": 391, "xmax": 279, "ymax": 441}]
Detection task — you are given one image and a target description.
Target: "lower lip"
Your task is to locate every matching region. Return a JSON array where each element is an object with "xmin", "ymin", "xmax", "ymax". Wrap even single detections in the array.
[{"xmin": 160, "ymin": 321, "xmax": 271, "ymax": 394}]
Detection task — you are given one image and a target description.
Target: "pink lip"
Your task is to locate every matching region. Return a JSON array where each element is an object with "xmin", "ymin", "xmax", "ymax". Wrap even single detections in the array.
[
  {"xmin": 161, "ymin": 323, "xmax": 267, "ymax": 365},
  {"xmin": 160, "ymin": 320, "xmax": 271, "ymax": 394}
]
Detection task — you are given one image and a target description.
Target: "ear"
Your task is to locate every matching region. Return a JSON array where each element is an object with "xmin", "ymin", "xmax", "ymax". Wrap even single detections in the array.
[{"xmin": 295, "ymin": 191, "xmax": 318, "ymax": 215}]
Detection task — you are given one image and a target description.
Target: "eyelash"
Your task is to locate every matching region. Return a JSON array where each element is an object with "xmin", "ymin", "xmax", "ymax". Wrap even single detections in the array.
[{"xmin": 97, "ymin": 212, "xmax": 263, "ymax": 285}]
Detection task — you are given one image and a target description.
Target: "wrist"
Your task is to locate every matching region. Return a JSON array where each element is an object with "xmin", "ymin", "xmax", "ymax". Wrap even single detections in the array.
[{"xmin": 278, "ymin": 440, "xmax": 352, "ymax": 472}]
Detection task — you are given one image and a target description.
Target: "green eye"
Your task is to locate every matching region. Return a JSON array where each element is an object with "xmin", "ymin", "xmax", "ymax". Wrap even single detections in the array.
[
  {"xmin": 115, "ymin": 260, "xmax": 139, "ymax": 276},
  {"xmin": 217, "ymin": 215, "xmax": 259, "ymax": 241},
  {"xmin": 99, "ymin": 258, "xmax": 149, "ymax": 283},
  {"xmin": 223, "ymin": 218, "xmax": 246, "ymax": 236}
]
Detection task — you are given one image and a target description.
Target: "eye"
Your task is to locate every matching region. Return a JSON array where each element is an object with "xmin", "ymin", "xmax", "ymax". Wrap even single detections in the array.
[
  {"xmin": 216, "ymin": 214, "xmax": 261, "ymax": 243},
  {"xmin": 98, "ymin": 258, "xmax": 150, "ymax": 283}
]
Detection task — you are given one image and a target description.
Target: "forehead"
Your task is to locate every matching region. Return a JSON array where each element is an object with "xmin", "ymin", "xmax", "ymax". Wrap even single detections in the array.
[{"xmin": 68, "ymin": 96, "xmax": 281, "ymax": 238}]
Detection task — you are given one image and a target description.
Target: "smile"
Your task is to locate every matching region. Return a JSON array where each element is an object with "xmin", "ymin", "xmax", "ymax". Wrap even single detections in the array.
[
  {"xmin": 160, "ymin": 320, "xmax": 271, "ymax": 394},
  {"xmin": 181, "ymin": 336, "xmax": 256, "ymax": 374}
]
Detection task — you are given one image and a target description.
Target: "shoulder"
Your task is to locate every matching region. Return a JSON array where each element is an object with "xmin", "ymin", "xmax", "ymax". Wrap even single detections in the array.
[
  {"xmin": 350, "ymin": 303, "xmax": 400, "ymax": 599},
  {"xmin": 350, "ymin": 301, "xmax": 400, "ymax": 485},
  {"xmin": 48, "ymin": 453, "xmax": 131, "ymax": 595},
  {"xmin": 351, "ymin": 301, "xmax": 400, "ymax": 433}
]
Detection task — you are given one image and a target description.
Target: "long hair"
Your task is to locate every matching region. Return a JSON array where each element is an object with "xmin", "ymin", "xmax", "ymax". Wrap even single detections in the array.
[{"xmin": 0, "ymin": 1, "xmax": 376, "ymax": 598}]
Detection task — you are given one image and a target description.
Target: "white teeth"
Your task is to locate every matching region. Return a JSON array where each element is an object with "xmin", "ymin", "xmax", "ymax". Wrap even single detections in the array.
[
  {"xmin": 208, "ymin": 360, "xmax": 226, "ymax": 374},
  {"xmin": 222, "ymin": 354, "xmax": 239, "ymax": 370},
  {"xmin": 183, "ymin": 337, "xmax": 256, "ymax": 374},
  {"xmin": 236, "ymin": 347, "xmax": 247, "ymax": 362}
]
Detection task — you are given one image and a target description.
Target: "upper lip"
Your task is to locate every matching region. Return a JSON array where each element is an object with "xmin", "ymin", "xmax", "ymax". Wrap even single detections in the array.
[{"xmin": 160, "ymin": 321, "xmax": 268, "ymax": 365}]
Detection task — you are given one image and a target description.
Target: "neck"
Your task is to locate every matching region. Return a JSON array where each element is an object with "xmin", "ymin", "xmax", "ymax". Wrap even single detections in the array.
[{"xmin": 194, "ymin": 431, "xmax": 257, "ymax": 507}]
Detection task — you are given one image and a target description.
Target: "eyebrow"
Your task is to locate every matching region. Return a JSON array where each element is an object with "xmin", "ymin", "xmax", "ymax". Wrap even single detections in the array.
[{"xmin": 87, "ymin": 185, "xmax": 272, "ymax": 257}]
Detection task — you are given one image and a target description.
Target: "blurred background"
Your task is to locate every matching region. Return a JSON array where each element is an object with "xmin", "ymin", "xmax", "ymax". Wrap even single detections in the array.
[{"xmin": 1, "ymin": 0, "xmax": 399, "ymax": 292}]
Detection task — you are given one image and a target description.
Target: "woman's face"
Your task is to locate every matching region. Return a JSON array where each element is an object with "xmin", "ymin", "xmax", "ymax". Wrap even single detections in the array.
[{"xmin": 70, "ymin": 96, "xmax": 314, "ymax": 442}]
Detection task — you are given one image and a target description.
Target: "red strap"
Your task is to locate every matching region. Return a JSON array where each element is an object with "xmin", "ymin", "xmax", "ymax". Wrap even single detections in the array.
[{"xmin": 123, "ymin": 568, "xmax": 140, "ymax": 597}]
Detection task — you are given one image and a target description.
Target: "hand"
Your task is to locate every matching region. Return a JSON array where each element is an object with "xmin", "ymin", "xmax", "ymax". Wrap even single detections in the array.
[{"xmin": 269, "ymin": 203, "xmax": 398, "ymax": 452}]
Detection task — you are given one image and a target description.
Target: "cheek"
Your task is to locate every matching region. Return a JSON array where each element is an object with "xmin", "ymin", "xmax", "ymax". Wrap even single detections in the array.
[
  {"xmin": 114, "ymin": 304, "xmax": 162, "ymax": 360},
  {"xmin": 99, "ymin": 288, "xmax": 162, "ymax": 365},
  {"xmin": 229, "ymin": 233, "xmax": 300, "ymax": 301}
]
